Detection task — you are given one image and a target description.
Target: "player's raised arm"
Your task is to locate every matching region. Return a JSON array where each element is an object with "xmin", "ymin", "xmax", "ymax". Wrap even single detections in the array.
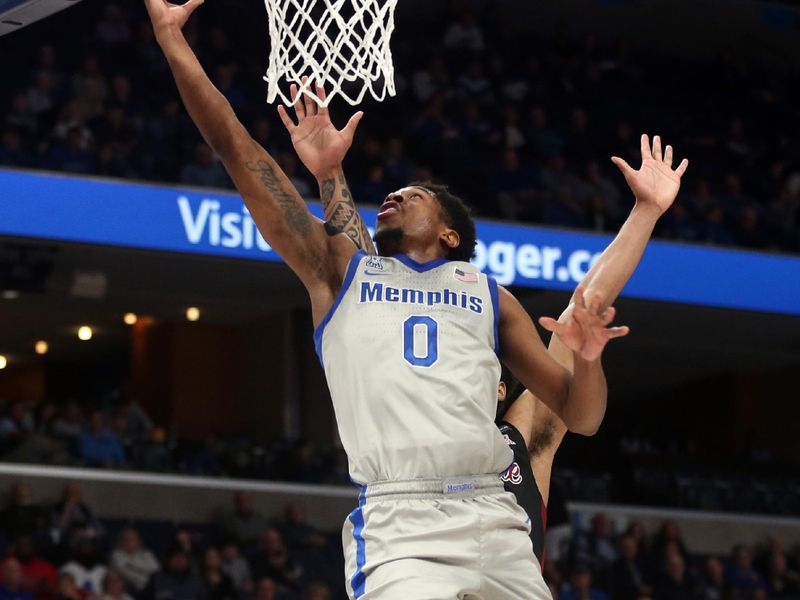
[
  {"xmin": 145, "ymin": 0, "xmax": 352, "ymax": 310},
  {"xmin": 577, "ymin": 134, "xmax": 689, "ymax": 307},
  {"xmin": 278, "ymin": 81, "xmax": 375, "ymax": 254},
  {"xmin": 548, "ymin": 135, "xmax": 690, "ymax": 370},
  {"xmin": 499, "ymin": 285, "xmax": 628, "ymax": 436}
]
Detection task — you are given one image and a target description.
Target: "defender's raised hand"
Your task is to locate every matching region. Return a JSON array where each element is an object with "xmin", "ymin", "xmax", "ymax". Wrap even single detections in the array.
[
  {"xmin": 277, "ymin": 79, "xmax": 363, "ymax": 179},
  {"xmin": 539, "ymin": 287, "xmax": 629, "ymax": 362},
  {"xmin": 612, "ymin": 134, "xmax": 689, "ymax": 215},
  {"xmin": 144, "ymin": 0, "xmax": 203, "ymax": 35}
]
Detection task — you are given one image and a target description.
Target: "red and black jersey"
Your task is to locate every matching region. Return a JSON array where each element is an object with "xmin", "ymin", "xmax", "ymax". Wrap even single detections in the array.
[{"xmin": 497, "ymin": 420, "xmax": 547, "ymax": 567}]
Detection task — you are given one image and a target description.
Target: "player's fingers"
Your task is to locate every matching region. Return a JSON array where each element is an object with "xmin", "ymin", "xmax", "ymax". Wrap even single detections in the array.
[
  {"xmin": 640, "ymin": 134, "xmax": 650, "ymax": 162},
  {"xmin": 664, "ymin": 145, "xmax": 674, "ymax": 168},
  {"xmin": 573, "ymin": 284, "xmax": 587, "ymax": 309},
  {"xmin": 343, "ymin": 111, "xmax": 364, "ymax": 140},
  {"xmin": 183, "ymin": 0, "xmax": 204, "ymax": 16},
  {"xmin": 302, "ymin": 76, "xmax": 316, "ymax": 117},
  {"xmin": 605, "ymin": 325, "xmax": 630, "ymax": 339},
  {"xmin": 538, "ymin": 316, "xmax": 562, "ymax": 333},
  {"xmin": 611, "ymin": 157, "xmax": 635, "ymax": 178},
  {"xmin": 291, "ymin": 83, "xmax": 304, "ymax": 120},
  {"xmin": 652, "ymin": 135, "xmax": 663, "ymax": 161},
  {"xmin": 676, "ymin": 158, "xmax": 690, "ymax": 177},
  {"xmin": 277, "ymin": 105, "xmax": 295, "ymax": 132},
  {"xmin": 601, "ymin": 306, "xmax": 616, "ymax": 326},
  {"xmin": 587, "ymin": 291, "xmax": 603, "ymax": 315},
  {"xmin": 316, "ymin": 84, "xmax": 329, "ymax": 116}
]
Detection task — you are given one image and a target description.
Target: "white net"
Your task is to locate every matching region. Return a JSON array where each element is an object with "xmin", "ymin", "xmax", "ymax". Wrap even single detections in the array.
[{"xmin": 263, "ymin": 0, "xmax": 399, "ymax": 107}]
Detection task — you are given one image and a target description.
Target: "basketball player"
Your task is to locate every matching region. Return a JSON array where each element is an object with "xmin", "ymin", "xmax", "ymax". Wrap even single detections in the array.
[
  {"xmin": 146, "ymin": 2, "xmax": 629, "ymax": 598},
  {"xmin": 278, "ymin": 83, "xmax": 690, "ymax": 567}
]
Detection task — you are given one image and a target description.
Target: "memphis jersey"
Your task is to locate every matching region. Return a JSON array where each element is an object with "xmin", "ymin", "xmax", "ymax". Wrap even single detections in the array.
[{"xmin": 314, "ymin": 251, "xmax": 513, "ymax": 484}]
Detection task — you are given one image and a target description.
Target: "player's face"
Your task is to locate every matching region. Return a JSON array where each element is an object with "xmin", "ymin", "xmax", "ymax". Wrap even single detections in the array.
[{"xmin": 375, "ymin": 186, "xmax": 443, "ymax": 235}]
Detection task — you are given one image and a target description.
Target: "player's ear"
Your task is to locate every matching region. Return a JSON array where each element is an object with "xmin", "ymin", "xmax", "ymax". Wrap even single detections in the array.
[
  {"xmin": 440, "ymin": 227, "xmax": 460, "ymax": 252},
  {"xmin": 497, "ymin": 381, "xmax": 507, "ymax": 402}
]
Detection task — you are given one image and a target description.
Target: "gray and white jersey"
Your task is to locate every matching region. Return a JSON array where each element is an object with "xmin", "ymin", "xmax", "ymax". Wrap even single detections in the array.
[{"xmin": 315, "ymin": 252, "xmax": 512, "ymax": 484}]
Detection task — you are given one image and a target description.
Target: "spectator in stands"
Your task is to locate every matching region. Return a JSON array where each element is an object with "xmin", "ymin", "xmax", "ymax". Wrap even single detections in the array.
[
  {"xmin": 220, "ymin": 542, "xmax": 251, "ymax": 593},
  {"xmin": 201, "ymin": 548, "xmax": 236, "ymax": 600},
  {"xmin": 172, "ymin": 529, "xmax": 202, "ymax": 574},
  {"xmin": 101, "ymin": 571, "xmax": 132, "ymax": 600},
  {"xmin": 278, "ymin": 503, "xmax": 325, "ymax": 551},
  {"xmin": 698, "ymin": 557, "xmax": 726, "ymax": 600},
  {"xmin": 180, "ymin": 143, "xmax": 229, "ymax": 189},
  {"xmin": 652, "ymin": 521, "xmax": 688, "ymax": 564},
  {"xmin": 0, "ymin": 483, "xmax": 50, "ymax": 539},
  {"xmin": 442, "ymin": 11, "xmax": 485, "ymax": 53},
  {"xmin": 560, "ymin": 565, "xmax": 609, "ymax": 600},
  {"xmin": 59, "ymin": 537, "xmax": 107, "ymax": 597},
  {"xmin": 0, "ymin": 403, "xmax": 35, "ymax": 453},
  {"xmin": 727, "ymin": 545, "xmax": 763, "ymax": 592},
  {"xmin": 51, "ymin": 404, "xmax": 83, "ymax": 449},
  {"xmin": 303, "ymin": 583, "xmax": 330, "ymax": 600},
  {"xmin": 52, "ymin": 483, "xmax": 103, "ymax": 542},
  {"xmin": 78, "ymin": 412, "xmax": 126, "ymax": 469},
  {"xmin": 52, "ymin": 573, "xmax": 80, "ymax": 600},
  {"xmin": 570, "ymin": 513, "xmax": 618, "ymax": 578},
  {"xmin": 492, "ymin": 148, "xmax": 540, "ymax": 221},
  {"xmin": 217, "ymin": 492, "xmax": 270, "ymax": 547},
  {"xmin": 7, "ymin": 536, "xmax": 58, "ymax": 600},
  {"xmin": 110, "ymin": 528, "xmax": 160, "ymax": 593},
  {"xmin": 144, "ymin": 548, "xmax": 207, "ymax": 600},
  {"xmin": 612, "ymin": 534, "xmax": 652, "ymax": 600},
  {"xmin": 249, "ymin": 529, "xmax": 302, "ymax": 593},
  {"xmin": 653, "ymin": 553, "xmax": 700, "ymax": 600},
  {"xmin": 0, "ymin": 559, "xmax": 35, "ymax": 600},
  {"xmin": 763, "ymin": 550, "xmax": 799, "ymax": 597},
  {"xmin": 251, "ymin": 578, "xmax": 276, "ymax": 600}
]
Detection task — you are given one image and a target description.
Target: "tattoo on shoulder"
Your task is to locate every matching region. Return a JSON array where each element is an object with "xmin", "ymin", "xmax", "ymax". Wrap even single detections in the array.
[{"xmin": 245, "ymin": 159, "xmax": 312, "ymax": 236}]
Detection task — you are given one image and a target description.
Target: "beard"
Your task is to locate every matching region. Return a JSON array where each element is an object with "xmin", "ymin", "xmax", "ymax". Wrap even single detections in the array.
[{"xmin": 374, "ymin": 226, "xmax": 404, "ymax": 256}]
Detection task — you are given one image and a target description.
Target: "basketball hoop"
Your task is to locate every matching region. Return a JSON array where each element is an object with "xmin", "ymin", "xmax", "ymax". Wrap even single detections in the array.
[{"xmin": 263, "ymin": 0, "xmax": 398, "ymax": 107}]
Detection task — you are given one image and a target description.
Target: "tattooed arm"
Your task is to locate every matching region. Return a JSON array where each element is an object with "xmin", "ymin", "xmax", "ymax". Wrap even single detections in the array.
[
  {"xmin": 145, "ymin": 0, "xmax": 355, "ymax": 323},
  {"xmin": 318, "ymin": 167, "xmax": 375, "ymax": 253},
  {"xmin": 278, "ymin": 81, "xmax": 377, "ymax": 254}
]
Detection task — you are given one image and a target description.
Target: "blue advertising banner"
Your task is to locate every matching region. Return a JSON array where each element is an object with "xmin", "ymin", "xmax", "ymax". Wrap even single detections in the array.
[{"xmin": 0, "ymin": 169, "xmax": 798, "ymax": 315}]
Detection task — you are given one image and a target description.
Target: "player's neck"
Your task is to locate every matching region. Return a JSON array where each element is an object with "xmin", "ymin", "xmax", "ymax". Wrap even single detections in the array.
[{"xmin": 376, "ymin": 231, "xmax": 448, "ymax": 263}]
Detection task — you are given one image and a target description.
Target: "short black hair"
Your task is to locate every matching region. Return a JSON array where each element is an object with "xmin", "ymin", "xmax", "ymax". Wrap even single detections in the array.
[
  {"xmin": 496, "ymin": 364, "xmax": 524, "ymax": 421},
  {"xmin": 410, "ymin": 181, "xmax": 477, "ymax": 262}
]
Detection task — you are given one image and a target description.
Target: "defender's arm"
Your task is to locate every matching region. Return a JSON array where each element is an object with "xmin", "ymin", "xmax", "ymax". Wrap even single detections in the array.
[{"xmin": 499, "ymin": 286, "xmax": 625, "ymax": 436}]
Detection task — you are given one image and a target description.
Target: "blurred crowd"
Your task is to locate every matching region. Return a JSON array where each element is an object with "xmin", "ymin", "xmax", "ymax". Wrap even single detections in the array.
[
  {"xmin": 0, "ymin": 2, "xmax": 799, "ymax": 253},
  {"xmin": 0, "ymin": 481, "xmax": 798, "ymax": 600},
  {"xmin": 543, "ymin": 513, "xmax": 800, "ymax": 600},
  {"xmin": 0, "ymin": 483, "xmax": 340, "ymax": 600},
  {"xmin": 2, "ymin": 395, "xmax": 799, "ymax": 517},
  {"xmin": 0, "ymin": 397, "xmax": 348, "ymax": 487}
]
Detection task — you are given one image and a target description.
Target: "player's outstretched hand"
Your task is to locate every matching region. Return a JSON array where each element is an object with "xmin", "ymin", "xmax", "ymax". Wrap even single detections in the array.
[
  {"xmin": 144, "ymin": 0, "xmax": 203, "ymax": 35},
  {"xmin": 539, "ymin": 286, "xmax": 629, "ymax": 362},
  {"xmin": 278, "ymin": 77, "xmax": 363, "ymax": 179},
  {"xmin": 611, "ymin": 134, "xmax": 689, "ymax": 215}
]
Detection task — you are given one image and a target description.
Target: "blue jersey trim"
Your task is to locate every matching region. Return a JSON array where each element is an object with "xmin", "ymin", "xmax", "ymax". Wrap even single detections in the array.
[
  {"xmin": 392, "ymin": 253, "xmax": 449, "ymax": 272},
  {"xmin": 313, "ymin": 250, "xmax": 365, "ymax": 365},
  {"xmin": 348, "ymin": 485, "xmax": 368, "ymax": 598},
  {"xmin": 487, "ymin": 275, "xmax": 501, "ymax": 357}
]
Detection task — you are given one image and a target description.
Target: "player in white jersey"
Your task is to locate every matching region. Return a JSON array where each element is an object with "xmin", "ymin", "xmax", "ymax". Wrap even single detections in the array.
[
  {"xmin": 146, "ymin": 4, "xmax": 628, "ymax": 597},
  {"xmin": 279, "ymin": 83, "xmax": 691, "ymax": 578}
]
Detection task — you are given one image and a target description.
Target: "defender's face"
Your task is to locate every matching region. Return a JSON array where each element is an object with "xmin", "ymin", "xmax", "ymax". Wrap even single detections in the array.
[{"xmin": 376, "ymin": 186, "xmax": 443, "ymax": 235}]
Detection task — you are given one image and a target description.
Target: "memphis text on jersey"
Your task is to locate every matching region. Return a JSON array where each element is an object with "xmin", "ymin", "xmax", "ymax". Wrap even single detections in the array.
[{"xmin": 359, "ymin": 281, "xmax": 484, "ymax": 314}]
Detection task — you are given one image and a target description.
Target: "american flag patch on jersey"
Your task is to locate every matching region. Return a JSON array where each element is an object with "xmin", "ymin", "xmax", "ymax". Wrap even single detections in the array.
[{"xmin": 454, "ymin": 268, "xmax": 479, "ymax": 283}]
